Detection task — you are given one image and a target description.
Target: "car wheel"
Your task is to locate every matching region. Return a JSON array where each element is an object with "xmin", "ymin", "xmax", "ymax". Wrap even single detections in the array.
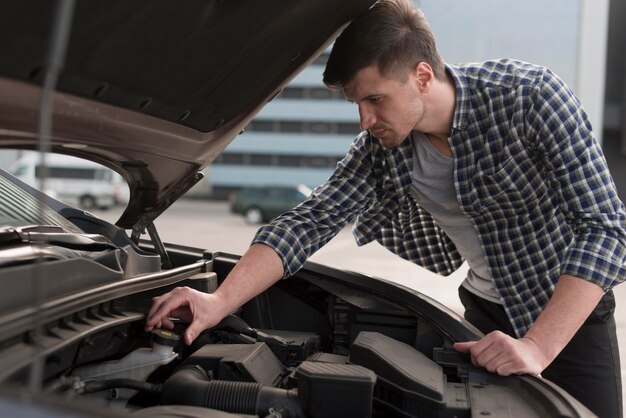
[
  {"xmin": 244, "ymin": 207, "xmax": 263, "ymax": 224},
  {"xmin": 80, "ymin": 195, "xmax": 97, "ymax": 210}
]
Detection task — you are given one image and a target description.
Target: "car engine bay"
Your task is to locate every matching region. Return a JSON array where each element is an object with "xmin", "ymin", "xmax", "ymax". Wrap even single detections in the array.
[
  {"xmin": 0, "ymin": 196, "xmax": 592, "ymax": 418},
  {"xmin": 30, "ymin": 299, "xmax": 472, "ymax": 418}
]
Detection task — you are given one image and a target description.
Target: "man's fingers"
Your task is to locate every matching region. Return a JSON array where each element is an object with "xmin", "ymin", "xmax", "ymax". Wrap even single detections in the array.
[
  {"xmin": 454, "ymin": 332, "xmax": 545, "ymax": 376},
  {"xmin": 184, "ymin": 320, "xmax": 206, "ymax": 345},
  {"xmin": 454, "ymin": 341, "xmax": 485, "ymax": 368},
  {"xmin": 145, "ymin": 292, "xmax": 188, "ymax": 330},
  {"xmin": 494, "ymin": 360, "xmax": 522, "ymax": 376},
  {"xmin": 146, "ymin": 298, "xmax": 162, "ymax": 328},
  {"xmin": 145, "ymin": 286, "xmax": 221, "ymax": 345},
  {"xmin": 481, "ymin": 349, "xmax": 511, "ymax": 373},
  {"xmin": 454, "ymin": 333, "xmax": 505, "ymax": 370},
  {"xmin": 453, "ymin": 341, "xmax": 476, "ymax": 353},
  {"xmin": 162, "ymin": 318, "xmax": 176, "ymax": 329}
]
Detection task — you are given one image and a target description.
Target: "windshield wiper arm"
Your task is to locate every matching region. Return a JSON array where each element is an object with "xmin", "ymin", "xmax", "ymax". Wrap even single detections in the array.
[{"xmin": 0, "ymin": 226, "xmax": 118, "ymax": 251}]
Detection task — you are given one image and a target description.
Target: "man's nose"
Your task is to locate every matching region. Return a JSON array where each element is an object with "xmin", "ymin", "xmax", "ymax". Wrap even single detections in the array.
[{"xmin": 359, "ymin": 104, "xmax": 376, "ymax": 130}]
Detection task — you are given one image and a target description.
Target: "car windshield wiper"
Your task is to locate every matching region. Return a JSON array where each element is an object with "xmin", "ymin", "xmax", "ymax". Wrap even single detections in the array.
[{"xmin": 0, "ymin": 225, "xmax": 118, "ymax": 251}]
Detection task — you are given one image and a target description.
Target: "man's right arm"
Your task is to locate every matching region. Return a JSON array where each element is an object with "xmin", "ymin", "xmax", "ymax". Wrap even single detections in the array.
[
  {"xmin": 145, "ymin": 243, "xmax": 284, "ymax": 345},
  {"xmin": 145, "ymin": 132, "xmax": 377, "ymax": 345}
]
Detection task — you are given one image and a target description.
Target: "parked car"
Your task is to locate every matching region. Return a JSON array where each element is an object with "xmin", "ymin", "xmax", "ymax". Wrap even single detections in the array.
[
  {"xmin": 0, "ymin": 1, "xmax": 594, "ymax": 417},
  {"xmin": 229, "ymin": 184, "xmax": 312, "ymax": 224}
]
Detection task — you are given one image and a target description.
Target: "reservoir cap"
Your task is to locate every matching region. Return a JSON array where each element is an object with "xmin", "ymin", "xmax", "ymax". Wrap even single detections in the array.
[{"xmin": 152, "ymin": 329, "xmax": 181, "ymax": 347}]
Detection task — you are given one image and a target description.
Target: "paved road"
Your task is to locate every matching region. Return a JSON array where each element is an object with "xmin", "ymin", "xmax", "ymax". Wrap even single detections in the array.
[{"xmin": 97, "ymin": 198, "xmax": 626, "ymax": 410}]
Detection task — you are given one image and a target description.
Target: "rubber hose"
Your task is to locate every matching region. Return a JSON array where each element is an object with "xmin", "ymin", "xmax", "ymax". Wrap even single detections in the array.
[
  {"xmin": 161, "ymin": 365, "xmax": 303, "ymax": 417},
  {"xmin": 82, "ymin": 378, "xmax": 162, "ymax": 395}
]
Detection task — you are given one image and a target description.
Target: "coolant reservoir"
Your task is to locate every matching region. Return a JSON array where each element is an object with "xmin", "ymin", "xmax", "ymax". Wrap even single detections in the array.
[{"xmin": 73, "ymin": 329, "xmax": 180, "ymax": 382}]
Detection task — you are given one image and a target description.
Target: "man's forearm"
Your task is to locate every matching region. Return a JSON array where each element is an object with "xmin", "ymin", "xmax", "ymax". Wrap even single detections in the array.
[
  {"xmin": 523, "ymin": 274, "xmax": 605, "ymax": 368},
  {"xmin": 212, "ymin": 243, "xmax": 285, "ymax": 318},
  {"xmin": 454, "ymin": 274, "xmax": 605, "ymax": 375}
]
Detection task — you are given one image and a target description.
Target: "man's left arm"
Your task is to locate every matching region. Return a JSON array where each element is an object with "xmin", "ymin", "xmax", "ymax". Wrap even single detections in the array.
[
  {"xmin": 454, "ymin": 274, "xmax": 603, "ymax": 375},
  {"xmin": 456, "ymin": 66, "xmax": 626, "ymax": 375}
]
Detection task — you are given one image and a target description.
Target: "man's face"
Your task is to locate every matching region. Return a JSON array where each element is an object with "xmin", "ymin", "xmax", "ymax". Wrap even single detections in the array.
[{"xmin": 343, "ymin": 63, "xmax": 425, "ymax": 148}]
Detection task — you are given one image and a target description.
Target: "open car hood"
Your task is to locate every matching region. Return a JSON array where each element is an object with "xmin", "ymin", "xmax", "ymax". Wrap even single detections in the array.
[{"xmin": 0, "ymin": 0, "xmax": 373, "ymax": 230}]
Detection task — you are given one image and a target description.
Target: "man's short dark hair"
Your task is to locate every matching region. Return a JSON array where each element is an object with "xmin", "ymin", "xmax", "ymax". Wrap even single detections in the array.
[{"xmin": 323, "ymin": 0, "xmax": 445, "ymax": 89}]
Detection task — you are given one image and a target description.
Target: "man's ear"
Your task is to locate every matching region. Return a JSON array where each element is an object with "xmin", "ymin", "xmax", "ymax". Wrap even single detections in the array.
[{"xmin": 415, "ymin": 62, "xmax": 434, "ymax": 91}]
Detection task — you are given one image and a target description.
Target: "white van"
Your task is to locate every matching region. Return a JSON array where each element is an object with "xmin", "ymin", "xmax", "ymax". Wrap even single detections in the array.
[{"xmin": 9, "ymin": 152, "xmax": 127, "ymax": 210}]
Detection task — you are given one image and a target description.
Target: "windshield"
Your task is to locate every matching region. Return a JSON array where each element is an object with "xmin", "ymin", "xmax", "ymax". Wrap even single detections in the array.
[{"xmin": 0, "ymin": 169, "xmax": 83, "ymax": 233}]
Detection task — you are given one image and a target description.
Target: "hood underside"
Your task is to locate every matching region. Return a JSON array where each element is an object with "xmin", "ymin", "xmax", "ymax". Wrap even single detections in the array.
[{"xmin": 0, "ymin": 0, "xmax": 373, "ymax": 229}]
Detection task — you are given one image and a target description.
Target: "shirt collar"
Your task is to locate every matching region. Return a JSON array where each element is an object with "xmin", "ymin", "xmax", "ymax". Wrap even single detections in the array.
[{"xmin": 445, "ymin": 63, "xmax": 470, "ymax": 132}]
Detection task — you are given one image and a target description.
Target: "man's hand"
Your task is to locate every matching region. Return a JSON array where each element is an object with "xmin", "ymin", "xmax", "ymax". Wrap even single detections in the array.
[
  {"xmin": 145, "ymin": 243, "xmax": 285, "ymax": 346},
  {"xmin": 453, "ymin": 331, "xmax": 550, "ymax": 376},
  {"xmin": 145, "ymin": 286, "xmax": 228, "ymax": 345},
  {"xmin": 455, "ymin": 276, "xmax": 604, "ymax": 377}
]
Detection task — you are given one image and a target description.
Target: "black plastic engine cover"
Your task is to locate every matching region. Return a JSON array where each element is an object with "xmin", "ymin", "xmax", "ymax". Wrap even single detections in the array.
[
  {"xmin": 295, "ymin": 361, "xmax": 376, "ymax": 418},
  {"xmin": 349, "ymin": 331, "xmax": 469, "ymax": 417},
  {"xmin": 178, "ymin": 343, "xmax": 284, "ymax": 386}
]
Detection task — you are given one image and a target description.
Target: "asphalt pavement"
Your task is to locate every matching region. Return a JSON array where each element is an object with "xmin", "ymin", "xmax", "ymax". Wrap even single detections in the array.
[{"xmin": 97, "ymin": 198, "xmax": 626, "ymax": 411}]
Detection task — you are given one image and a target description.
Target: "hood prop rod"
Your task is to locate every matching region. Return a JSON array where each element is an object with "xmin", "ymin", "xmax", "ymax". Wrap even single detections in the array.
[{"xmin": 146, "ymin": 222, "xmax": 173, "ymax": 269}]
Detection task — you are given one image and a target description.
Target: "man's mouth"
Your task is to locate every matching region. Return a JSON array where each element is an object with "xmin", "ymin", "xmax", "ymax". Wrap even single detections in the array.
[{"xmin": 372, "ymin": 128, "xmax": 387, "ymax": 137}]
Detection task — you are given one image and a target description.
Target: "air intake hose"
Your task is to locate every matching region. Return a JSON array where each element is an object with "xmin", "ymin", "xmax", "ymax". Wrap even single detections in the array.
[{"xmin": 161, "ymin": 365, "xmax": 303, "ymax": 417}]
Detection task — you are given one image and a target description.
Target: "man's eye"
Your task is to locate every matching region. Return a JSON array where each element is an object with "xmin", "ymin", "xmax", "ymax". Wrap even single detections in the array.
[{"xmin": 370, "ymin": 97, "xmax": 382, "ymax": 103}]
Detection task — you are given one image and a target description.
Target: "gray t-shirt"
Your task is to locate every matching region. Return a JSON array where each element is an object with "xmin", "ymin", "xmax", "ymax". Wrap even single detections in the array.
[{"xmin": 410, "ymin": 131, "xmax": 501, "ymax": 304}]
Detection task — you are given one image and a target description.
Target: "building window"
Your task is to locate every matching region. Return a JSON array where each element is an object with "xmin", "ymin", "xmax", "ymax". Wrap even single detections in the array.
[
  {"xmin": 248, "ymin": 121, "xmax": 275, "ymax": 131},
  {"xmin": 308, "ymin": 122, "xmax": 332, "ymax": 133},
  {"xmin": 279, "ymin": 88, "xmax": 305, "ymax": 99},
  {"xmin": 215, "ymin": 153, "xmax": 340, "ymax": 169},
  {"xmin": 304, "ymin": 156, "xmax": 336, "ymax": 168},
  {"xmin": 278, "ymin": 86, "xmax": 343, "ymax": 100},
  {"xmin": 337, "ymin": 122, "xmax": 361, "ymax": 135},
  {"xmin": 279, "ymin": 121, "xmax": 302, "ymax": 132},
  {"xmin": 246, "ymin": 120, "xmax": 360, "ymax": 135},
  {"xmin": 309, "ymin": 88, "xmax": 341, "ymax": 100},
  {"xmin": 216, "ymin": 154, "xmax": 245, "ymax": 165},
  {"xmin": 277, "ymin": 155, "xmax": 301, "ymax": 167},
  {"xmin": 249, "ymin": 154, "xmax": 274, "ymax": 166}
]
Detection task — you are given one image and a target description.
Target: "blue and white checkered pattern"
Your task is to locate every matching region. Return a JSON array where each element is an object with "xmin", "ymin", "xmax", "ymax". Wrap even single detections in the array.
[{"xmin": 252, "ymin": 59, "xmax": 626, "ymax": 337}]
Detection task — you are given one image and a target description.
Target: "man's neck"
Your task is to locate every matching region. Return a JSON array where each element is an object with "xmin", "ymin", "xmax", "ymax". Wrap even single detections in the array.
[{"xmin": 423, "ymin": 72, "xmax": 457, "ymax": 140}]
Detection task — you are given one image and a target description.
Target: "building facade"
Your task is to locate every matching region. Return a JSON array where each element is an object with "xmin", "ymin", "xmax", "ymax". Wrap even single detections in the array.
[{"xmin": 210, "ymin": 53, "xmax": 359, "ymax": 199}]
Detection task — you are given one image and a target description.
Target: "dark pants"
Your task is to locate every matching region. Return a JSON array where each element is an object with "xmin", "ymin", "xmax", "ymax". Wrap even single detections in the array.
[{"xmin": 459, "ymin": 286, "xmax": 623, "ymax": 418}]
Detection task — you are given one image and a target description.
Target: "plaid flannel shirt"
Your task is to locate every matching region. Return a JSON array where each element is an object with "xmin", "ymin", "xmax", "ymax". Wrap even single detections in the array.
[{"xmin": 253, "ymin": 59, "xmax": 626, "ymax": 337}]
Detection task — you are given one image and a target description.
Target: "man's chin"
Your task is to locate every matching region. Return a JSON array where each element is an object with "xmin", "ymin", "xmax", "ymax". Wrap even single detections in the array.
[{"xmin": 377, "ymin": 134, "xmax": 407, "ymax": 149}]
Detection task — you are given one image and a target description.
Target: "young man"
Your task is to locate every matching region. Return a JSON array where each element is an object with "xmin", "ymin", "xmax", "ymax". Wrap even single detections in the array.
[{"xmin": 147, "ymin": 1, "xmax": 625, "ymax": 416}]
